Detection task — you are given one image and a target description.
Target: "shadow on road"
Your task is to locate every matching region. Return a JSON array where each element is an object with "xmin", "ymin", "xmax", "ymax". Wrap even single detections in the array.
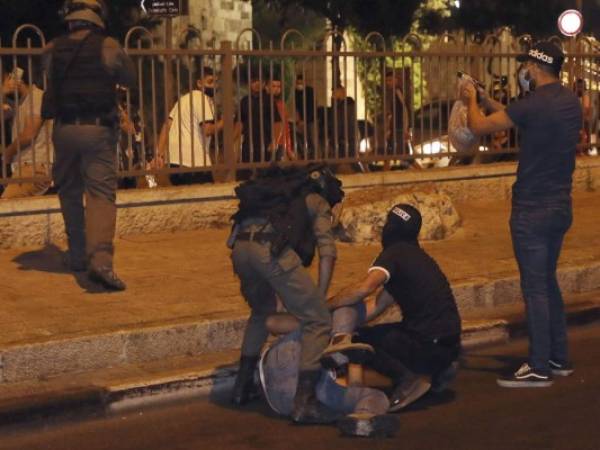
[
  {"xmin": 12, "ymin": 244, "xmax": 69, "ymax": 274},
  {"xmin": 460, "ymin": 353, "xmax": 524, "ymax": 375},
  {"xmin": 12, "ymin": 244, "xmax": 113, "ymax": 294}
]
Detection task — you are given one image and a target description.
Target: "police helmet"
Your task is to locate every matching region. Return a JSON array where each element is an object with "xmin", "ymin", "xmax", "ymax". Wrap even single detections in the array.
[{"xmin": 61, "ymin": 0, "xmax": 108, "ymax": 29}]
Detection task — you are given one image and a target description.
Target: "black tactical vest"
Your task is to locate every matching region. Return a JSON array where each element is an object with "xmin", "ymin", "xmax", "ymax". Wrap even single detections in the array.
[
  {"xmin": 270, "ymin": 192, "xmax": 317, "ymax": 267},
  {"xmin": 50, "ymin": 32, "xmax": 116, "ymax": 118}
]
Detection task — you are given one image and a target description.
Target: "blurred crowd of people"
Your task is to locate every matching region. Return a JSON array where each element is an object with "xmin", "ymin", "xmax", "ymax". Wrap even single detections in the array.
[{"xmin": 2, "ymin": 56, "xmax": 599, "ymax": 199}]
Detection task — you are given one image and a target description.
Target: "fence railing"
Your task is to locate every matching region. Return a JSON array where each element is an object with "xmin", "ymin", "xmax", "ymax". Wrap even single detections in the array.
[{"xmin": 1, "ymin": 26, "xmax": 599, "ymax": 190}]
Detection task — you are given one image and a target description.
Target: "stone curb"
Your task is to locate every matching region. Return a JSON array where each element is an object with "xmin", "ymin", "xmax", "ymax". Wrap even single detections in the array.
[
  {"xmin": 1, "ymin": 261, "xmax": 599, "ymax": 385},
  {"xmin": 1, "ymin": 303, "xmax": 598, "ymax": 426}
]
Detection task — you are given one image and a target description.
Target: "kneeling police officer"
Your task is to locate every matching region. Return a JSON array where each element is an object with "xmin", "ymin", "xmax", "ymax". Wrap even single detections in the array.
[{"xmin": 229, "ymin": 164, "xmax": 344, "ymax": 424}]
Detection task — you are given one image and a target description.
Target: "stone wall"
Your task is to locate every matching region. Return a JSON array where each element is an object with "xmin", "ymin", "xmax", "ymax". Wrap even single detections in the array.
[
  {"xmin": 1, "ymin": 159, "xmax": 599, "ymax": 250},
  {"xmin": 342, "ymin": 189, "xmax": 461, "ymax": 243},
  {"xmin": 161, "ymin": 0, "xmax": 252, "ymax": 47}
]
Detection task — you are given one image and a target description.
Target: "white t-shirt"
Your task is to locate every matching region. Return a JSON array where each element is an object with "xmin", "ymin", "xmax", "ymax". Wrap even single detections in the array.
[
  {"xmin": 11, "ymin": 85, "xmax": 54, "ymax": 170},
  {"xmin": 167, "ymin": 90, "xmax": 214, "ymax": 167}
]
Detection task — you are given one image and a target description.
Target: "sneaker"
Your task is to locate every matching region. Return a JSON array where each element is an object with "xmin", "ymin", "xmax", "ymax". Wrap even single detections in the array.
[
  {"xmin": 388, "ymin": 374, "xmax": 431, "ymax": 412},
  {"xmin": 431, "ymin": 360, "xmax": 459, "ymax": 393},
  {"xmin": 549, "ymin": 360, "xmax": 574, "ymax": 377},
  {"xmin": 320, "ymin": 334, "xmax": 374, "ymax": 369},
  {"xmin": 497, "ymin": 363, "xmax": 553, "ymax": 388},
  {"xmin": 337, "ymin": 413, "xmax": 399, "ymax": 438}
]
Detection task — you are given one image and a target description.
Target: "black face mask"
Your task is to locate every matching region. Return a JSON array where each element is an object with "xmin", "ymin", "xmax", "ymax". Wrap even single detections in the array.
[
  {"xmin": 203, "ymin": 87, "xmax": 215, "ymax": 97},
  {"xmin": 381, "ymin": 222, "xmax": 419, "ymax": 248}
]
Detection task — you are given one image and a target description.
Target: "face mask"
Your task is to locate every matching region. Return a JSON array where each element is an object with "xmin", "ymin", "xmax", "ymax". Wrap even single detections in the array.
[
  {"xmin": 203, "ymin": 87, "xmax": 215, "ymax": 97},
  {"xmin": 518, "ymin": 68, "xmax": 536, "ymax": 94}
]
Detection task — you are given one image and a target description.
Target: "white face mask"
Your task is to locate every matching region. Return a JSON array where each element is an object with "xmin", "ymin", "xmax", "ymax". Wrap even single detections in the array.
[{"xmin": 518, "ymin": 67, "xmax": 536, "ymax": 94}]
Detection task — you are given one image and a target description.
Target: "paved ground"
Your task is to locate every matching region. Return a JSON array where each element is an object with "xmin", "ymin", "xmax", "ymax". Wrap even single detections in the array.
[
  {"xmin": 1, "ymin": 323, "xmax": 598, "ymax": 450},
  {"xmin": 1, "ymin": 191, "xmax": 600, "ymax": 348}
]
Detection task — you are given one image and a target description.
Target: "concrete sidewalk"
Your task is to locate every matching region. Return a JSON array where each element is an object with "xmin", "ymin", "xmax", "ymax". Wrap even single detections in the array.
[{"xmin": 0, "ymin": 191, "xmax": 599, "ymax": 387}]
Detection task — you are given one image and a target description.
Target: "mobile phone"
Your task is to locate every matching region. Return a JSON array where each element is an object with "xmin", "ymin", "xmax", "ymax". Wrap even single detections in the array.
[{"xmin": 457, "ymin": 71, "xmax": 485, "ymax": 90}]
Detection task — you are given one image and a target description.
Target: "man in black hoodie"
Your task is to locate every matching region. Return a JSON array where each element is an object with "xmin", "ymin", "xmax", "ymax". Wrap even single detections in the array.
[{"xmin": 325, "ymin": 204, "xmax": 462, "ymax": 411}]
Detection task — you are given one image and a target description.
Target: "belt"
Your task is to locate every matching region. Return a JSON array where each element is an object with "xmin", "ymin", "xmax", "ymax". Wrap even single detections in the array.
[
  {"xmin": 237, "ymin": 231, "xmax": 277, "ymax": 243},
  {"xmin": 59, "ymin": 116, "xmax": 115, "ymax": 127}
]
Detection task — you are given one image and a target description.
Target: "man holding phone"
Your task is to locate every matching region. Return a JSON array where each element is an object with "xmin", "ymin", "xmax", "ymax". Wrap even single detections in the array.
[{"xmin": 461, "ymin": 41, "xmax": 581, "ymax": 387}]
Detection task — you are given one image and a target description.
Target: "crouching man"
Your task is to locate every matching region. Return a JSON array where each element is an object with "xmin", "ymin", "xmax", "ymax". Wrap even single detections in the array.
[{"xmin": 325, "ymin": 204, "xmax": 462, "ymax": 411}]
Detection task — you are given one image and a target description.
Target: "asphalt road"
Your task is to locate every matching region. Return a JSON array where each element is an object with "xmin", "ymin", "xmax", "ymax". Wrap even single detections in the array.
[{"xmin": 1, "ymin": 323, "xmax": 600, "ymax": 450}]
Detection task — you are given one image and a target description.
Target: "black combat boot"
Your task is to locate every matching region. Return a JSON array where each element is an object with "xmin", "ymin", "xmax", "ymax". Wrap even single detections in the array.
[
  {"xmin": 231, "ymin": 355, "xmax": 261, "ymax": 406},
  {"xmin": 291, "ymin": 370, "xmax": 341, "ymax": 425}
]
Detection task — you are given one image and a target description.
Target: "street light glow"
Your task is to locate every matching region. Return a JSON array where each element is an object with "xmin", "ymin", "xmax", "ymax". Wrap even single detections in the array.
[{"xmin": 558, "ymin": 9, "xmax": 583, "ymax": 37}]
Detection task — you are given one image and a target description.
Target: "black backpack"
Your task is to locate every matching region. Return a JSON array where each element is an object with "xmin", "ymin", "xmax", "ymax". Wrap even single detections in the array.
[{"xmin": 232, "ymin": 164, "xmax": 344, "ymax": 266}]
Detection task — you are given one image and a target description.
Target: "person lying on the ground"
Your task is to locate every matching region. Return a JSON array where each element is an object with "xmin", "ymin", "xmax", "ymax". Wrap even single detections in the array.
[
  {"xmin": 257, "ymin": 311, "xmax": 399, "ymax": 438},
  {"xmin": 324, "ymin": 204, "xmax": 462, "ymax": 411}
]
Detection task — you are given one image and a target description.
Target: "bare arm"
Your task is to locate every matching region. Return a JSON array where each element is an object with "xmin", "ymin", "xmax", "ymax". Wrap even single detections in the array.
[
  {"xmin": 202, "ymin": 119, "xmax": 224, "ymax": 136},
  {"xmin": 318, "ymin": 255, "xmax": 336, "ymax": 298},
  {"xmin": 462, "ymin": 83, "xmax": 514, "ymax": 136},
  {"xmin": 155, "ymin": 118, "xmax": 172, "ymax": 166},
  {"xmin": 5, "ymin": 115, "xmax": 42, "ymax": 162},
  {"xmin": 480, "ymin": 90, "xmax": 506, "ymax": 113},
  {"xmin": 328, "ymin": 269, "xmax": 388, "ymax": 310},
  {"xmin": 365, "ymin": 288, "xmax": 396, "ymax": 322}
]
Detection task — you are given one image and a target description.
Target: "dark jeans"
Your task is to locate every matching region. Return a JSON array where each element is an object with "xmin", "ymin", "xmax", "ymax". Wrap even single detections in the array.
[
  {"xmin": 356, "ymin": 322, "xmax": 461, "ymax": 383},
  {"xmin": 510, "ymin": 197, "xmax": 573, "ymax": 374}
]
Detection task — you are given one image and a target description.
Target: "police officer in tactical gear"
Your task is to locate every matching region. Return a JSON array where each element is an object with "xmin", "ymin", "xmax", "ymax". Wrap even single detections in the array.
[
  {"xmin": 42, "ymin": 0, "xmax": 135, "ymax": 290},
  {"xmin": 229, "ymin": 164, "xmax": 345, "ymax": 424}
]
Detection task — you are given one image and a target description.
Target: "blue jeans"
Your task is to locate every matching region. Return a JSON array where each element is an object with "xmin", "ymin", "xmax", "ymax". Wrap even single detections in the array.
[
  {"xmin": 510, "ymin": 198, "xmax": 573, "ymax": 374},
  {"xmin": 259, "ymin": 304, "xmax": 388, "ymax": 417}
]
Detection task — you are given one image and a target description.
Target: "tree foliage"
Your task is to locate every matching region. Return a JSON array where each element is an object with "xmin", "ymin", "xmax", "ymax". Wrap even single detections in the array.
[
  {"xmin": 260, "ymin": 0, "xmax": 424, "ymax": 42},
  {"xmin": 428, "ymin": 0, "xmax": 600, "ymax": 38}
]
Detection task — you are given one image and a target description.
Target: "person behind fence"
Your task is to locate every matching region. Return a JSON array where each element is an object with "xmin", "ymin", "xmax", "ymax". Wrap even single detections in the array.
[
  {"xmin": 258, "ymin": 311, "xmax": 399, "ymax": 438},
  {"xmin": 294, "ymin": 74, "xmax": 316, "ymax": 159},
  {"xmin": 228, "ymin": 164, "xmax": 345, "ymax": 424},
  {"xmin": 264, "ymin": 71, "xmax": 294, "ymax": 161},
  {"xmin": 325, "ymin": 204, "xmax": 462, "ymax": 411},
  {"xmin": 238, "ymin": 65, "xmax": 270, "ymax": 164},
  {"xmin": 41, "ymin": 0, "xmax": 135, "ymax": 290},
  {"xmin": 461, "ymin": 40, "xmax": 582, "ymax": 387},
  {"xmin": 573, "ymin": 78, "xmax": 592, "ymax": 152},
  {"xmin": 156, "ymin": 66, "xmax": 223, "ymax": 185},
  {"xmin": 0, "ymin": 66, "xmax": 53, "ymax": 199},
  {"xmin": 328, "ymin": 84, "xmax": 357, "ymax": 170},
  {"xmin": 384, "ymin": 69, "xmax": 410, "ymax": 155}
]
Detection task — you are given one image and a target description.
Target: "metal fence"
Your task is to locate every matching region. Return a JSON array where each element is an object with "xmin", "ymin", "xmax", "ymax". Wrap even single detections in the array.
[{"xmin": 1, "ymin": 25, "xmax": 599, "ymax": 190}]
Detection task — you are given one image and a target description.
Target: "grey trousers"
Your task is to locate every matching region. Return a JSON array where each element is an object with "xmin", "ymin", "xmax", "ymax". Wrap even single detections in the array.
[
  {"xmin": 53, "ymin": 123, "xmax": 119, "ymax": 269},
  {"xmin": 231, "ymin": 239, "xmax": 331, "ymax": 371}
]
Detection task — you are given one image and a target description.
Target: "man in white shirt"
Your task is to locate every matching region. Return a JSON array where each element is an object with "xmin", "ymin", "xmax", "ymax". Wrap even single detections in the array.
[
  {"xmin": 156, "ymin": 67, "xmax": 223, "ymax": 184},
  {"xmin": 1, "ymin": 68, "xmax": 53, "ymax": 199}
]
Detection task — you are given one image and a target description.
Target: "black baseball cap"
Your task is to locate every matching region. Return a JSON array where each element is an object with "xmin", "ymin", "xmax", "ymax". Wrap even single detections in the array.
[{"xmin": 517, "ymin": 41, "xmax": 564, "ymax": 75}]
